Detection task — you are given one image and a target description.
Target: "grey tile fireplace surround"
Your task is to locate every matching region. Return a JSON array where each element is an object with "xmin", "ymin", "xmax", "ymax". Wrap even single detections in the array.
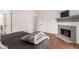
[{"xmin": 58, "ymin": 25, "xmax": 76, "ymax": 43}]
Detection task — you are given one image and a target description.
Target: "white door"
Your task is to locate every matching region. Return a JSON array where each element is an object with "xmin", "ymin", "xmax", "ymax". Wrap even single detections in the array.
[{"xmin": 12, "ymin": 10, "xmax": 34, "ymax": 33}]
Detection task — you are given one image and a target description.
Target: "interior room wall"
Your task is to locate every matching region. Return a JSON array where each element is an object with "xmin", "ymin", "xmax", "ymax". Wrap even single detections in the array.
[
  {"xmin": 11, "ymin": 10, "xmax": 35, "ymax": 33},
  {"xmin": 36, "ymin": 10, "xmax": 58, "ymax": 34},
  {"xmin": 70, "ymin": 10, "xmax": 79, "ymax": 16}
]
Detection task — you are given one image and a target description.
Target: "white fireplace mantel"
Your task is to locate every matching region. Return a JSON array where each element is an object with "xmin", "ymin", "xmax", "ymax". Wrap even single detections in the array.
[
  {"xmin": 57, "ymin": 22, "xmax": 79, "ymax": 44},
  {"xmin": 56, "ymin": 14, "xmax": 79, "ymax": 20}
]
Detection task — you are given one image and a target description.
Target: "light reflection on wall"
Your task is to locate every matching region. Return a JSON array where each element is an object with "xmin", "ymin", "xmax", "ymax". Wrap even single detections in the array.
[{"xmin": 0, "ymin": 13, "xmax": 4, "ymax": 25}]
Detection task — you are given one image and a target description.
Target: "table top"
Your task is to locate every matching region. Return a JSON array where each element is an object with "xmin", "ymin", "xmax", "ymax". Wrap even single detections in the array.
[{"xmin": 1, "ymin": 31, "xmax": 52, "ymax": 49}]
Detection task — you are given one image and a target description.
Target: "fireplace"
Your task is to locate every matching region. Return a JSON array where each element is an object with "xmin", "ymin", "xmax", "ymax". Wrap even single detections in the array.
[
  {"xmin": 58, "ymin": 25, "xmax": 76, "ymax": 42},
  {"xmin": 60, "ymin": 28, "xmax": 71, "ymax": 38}
]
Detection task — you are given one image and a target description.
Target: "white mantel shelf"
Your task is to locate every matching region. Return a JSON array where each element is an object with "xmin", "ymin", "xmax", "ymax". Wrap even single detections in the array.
[{"xmin": 56, "ymin": 14, "xmax": 79, "ymax": 22}]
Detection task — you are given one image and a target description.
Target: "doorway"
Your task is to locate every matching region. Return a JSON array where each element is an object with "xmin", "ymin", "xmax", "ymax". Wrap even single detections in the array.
[{"xmin": 0, "ymin": 13, "xmax": 7, "ymax": 36}]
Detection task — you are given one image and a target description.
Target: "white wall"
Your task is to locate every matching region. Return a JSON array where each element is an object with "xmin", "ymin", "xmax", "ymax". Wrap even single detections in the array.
[
  {"xmin": 36, "ymin": 10, "xmax": 58, "ymax": 34},
  {"xmin": 5, "ymin": 11, "xmax": 11, "ymax": 34},
  {"xmin": 57, "ymin": 10, "xmax": 79, "ymax": 17},
  {"xmin": 0, "ymin": 10, "xmax": 59, "ymax": 34},
  {"xmin": 12, "ymin": 10, "xmax": 35, "ymax": 33},
  {"xmin": 70, "ymin": 10, "xmax": 79, "ymax": 16}
]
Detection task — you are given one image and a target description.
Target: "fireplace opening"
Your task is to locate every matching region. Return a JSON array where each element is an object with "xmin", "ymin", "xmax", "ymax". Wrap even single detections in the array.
[{"xmin": 60, "ymin": 28, "xmax": 71, "ymax": 38}]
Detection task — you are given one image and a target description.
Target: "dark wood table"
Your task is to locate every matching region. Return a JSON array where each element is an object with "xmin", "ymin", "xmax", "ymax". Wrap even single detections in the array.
[{"xmin": 1, "ymin": 31, "xmax": 52, "ymax": 49}]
